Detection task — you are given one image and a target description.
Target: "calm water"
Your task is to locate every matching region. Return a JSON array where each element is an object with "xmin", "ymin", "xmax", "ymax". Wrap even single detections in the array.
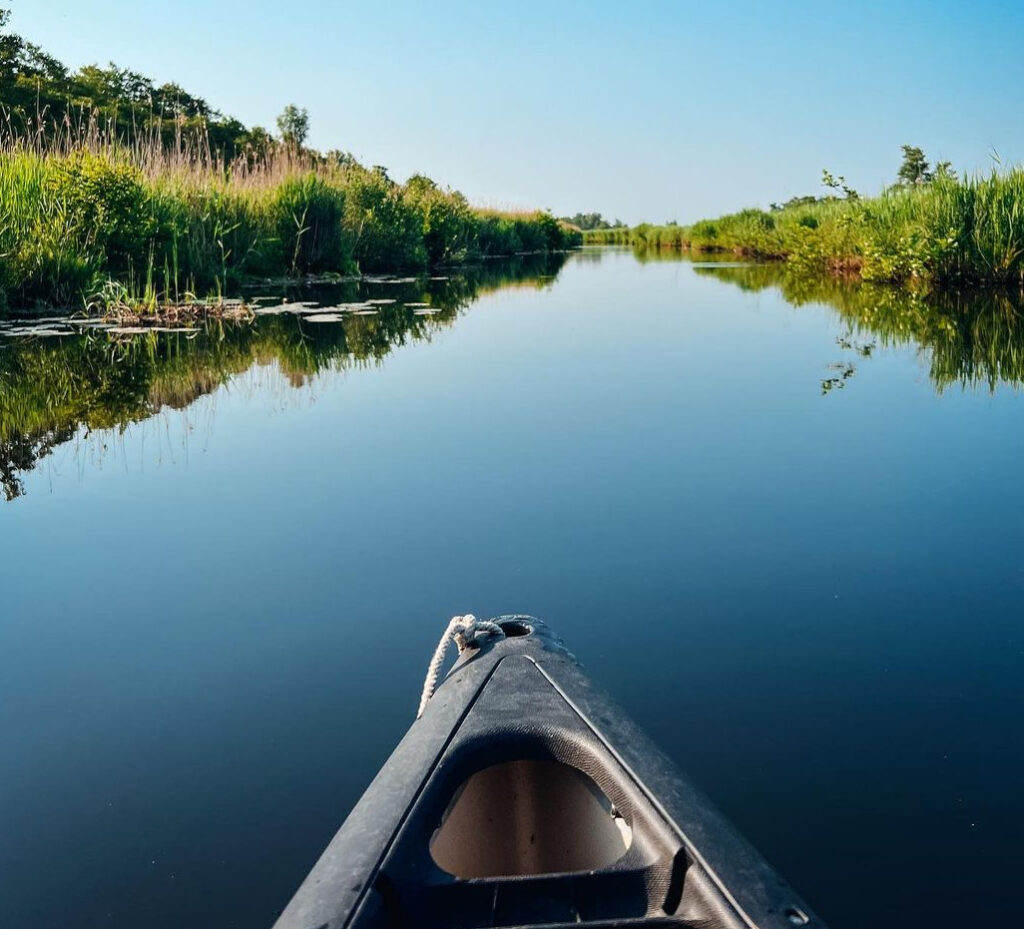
[{"xmin": 2, "ymin": 249, "xmax": 1023, "ymax": 928}]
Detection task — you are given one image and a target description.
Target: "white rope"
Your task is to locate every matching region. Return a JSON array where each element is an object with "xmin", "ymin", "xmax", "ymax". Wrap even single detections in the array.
[{"xmin": 417, "ymin": 614, "xmax": 505, "ymax": 718}]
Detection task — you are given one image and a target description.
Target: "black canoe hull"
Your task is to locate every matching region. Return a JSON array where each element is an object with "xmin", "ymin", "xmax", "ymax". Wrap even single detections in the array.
[{"xmin": 273, "ymin": 617, "xmax": 825, "ymax": 929}]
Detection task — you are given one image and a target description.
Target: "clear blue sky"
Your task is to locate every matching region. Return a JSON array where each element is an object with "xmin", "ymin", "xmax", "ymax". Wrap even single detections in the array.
[{"xmin": 10, "ymin": 0, "xmax": 1024, "ymax": 223}]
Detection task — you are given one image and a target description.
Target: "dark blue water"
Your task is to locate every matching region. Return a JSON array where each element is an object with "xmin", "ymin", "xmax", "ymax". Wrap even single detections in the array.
[{"xmin": 2, "ymin": 249, "xmax": 1022, "ymax": 928}]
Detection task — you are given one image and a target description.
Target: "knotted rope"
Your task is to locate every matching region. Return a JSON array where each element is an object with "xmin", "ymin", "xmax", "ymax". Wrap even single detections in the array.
[{"xmin": 417, "ymin": 614, "xmax": 505, "ymax": 718}]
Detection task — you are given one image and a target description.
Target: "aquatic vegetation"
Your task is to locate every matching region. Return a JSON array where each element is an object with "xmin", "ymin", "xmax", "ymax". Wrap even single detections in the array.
[{"xmin": 586, "ymin": 169, "xmax": 1024, "ymax": 285}]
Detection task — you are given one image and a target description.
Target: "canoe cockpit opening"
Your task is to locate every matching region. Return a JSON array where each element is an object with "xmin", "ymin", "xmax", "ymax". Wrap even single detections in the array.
[{"xmin": 429, "ymin": 759, "xmax": 632, "ymax": 878}]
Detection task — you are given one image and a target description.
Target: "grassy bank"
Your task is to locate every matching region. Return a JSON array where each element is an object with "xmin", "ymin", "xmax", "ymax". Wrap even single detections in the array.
[
  {"xmin": 0, "ymin": 17, "xmax": 580, "ymax": 309},
  {"xmin": 585, "ymin": 168, "xmax": 1024, "ymax": 285},
  {"xmin": 0, "ymin": 144, "xmax": 579, "ymax": 309}
]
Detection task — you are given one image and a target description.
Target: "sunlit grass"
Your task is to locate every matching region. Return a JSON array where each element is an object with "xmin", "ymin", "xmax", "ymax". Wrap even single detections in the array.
[
  {"xmin": 0, "ymin": 133, "xmax": 581, "ymax": 309},
  {"xmin": 585, "ymin": 170, "xmax": 1024, "ymax": 285}
]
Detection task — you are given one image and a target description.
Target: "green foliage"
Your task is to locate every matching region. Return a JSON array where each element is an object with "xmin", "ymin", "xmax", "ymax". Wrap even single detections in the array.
[
  {"xmin": 405, "ymin": 174, "xmax": 474, "ymax": 264},
  {"xmin": 268, "ymin": 173, "xmax": 349, "ymax": 274},
  {"xmin": 0, "ymin": 15, "xmax": 255, "ymax": 155},
  {"xmin": 897, "ymin": 145, "xmax": 932, "ymax": 186},
  {"xmin": 49, "ymin": 151, "xmax": 156, "ymax": 271},
  {"xmin": 585, "ymin": 159, "xmax": 1024, "ymax": 286},
  {"xmin": 0, "ymin": 21, "xmax": 578, "ymax": 306},
  {"xmin": 822, "ymin": 169, "xmax": 858, "ymax": 200},
  {"xmin": 276, "ymin": 105, "xmax": 310, "ymax": 148},
  {"xmin": 344, "ymin": 166, "xmax": 428, "ymax": 271},
  {"xmin": 0, "ymin": 148, "xmax": 577, "ymax": 306},
  {"xmin": 560, "ymin": 212, "xmax": 623, "ymax": 231}
]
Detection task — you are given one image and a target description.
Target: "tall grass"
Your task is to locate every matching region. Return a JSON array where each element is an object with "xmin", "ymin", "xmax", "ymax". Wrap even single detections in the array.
[
  {"xmin": 0, "ymin": 134, "xmax": 580, "ymax": 309},
  {"xmin": 585, "ymin": 170, "xmax": 1024, "ymax": 285}
]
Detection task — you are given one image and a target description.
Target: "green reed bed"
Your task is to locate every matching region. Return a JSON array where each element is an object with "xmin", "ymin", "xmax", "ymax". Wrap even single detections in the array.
[
  {"xmin": 585, "ymin": 169, "xmax": 1024, "ymax": 285},
  {"xmin": 0, "ymin": 145, "xmax": 580, "ymax": 310}
]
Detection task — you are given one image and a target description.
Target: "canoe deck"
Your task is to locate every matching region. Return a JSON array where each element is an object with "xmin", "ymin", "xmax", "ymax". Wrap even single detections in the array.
[{"xmin": 273, "ymin": 616, "xmax": 824, "ymax": 929}]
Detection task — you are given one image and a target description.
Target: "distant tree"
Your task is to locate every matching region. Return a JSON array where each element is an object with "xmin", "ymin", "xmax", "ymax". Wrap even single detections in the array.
[
  {"xmin": 153, "ymin": 81, "xmax": 211, "ymax": 119},
  {"xmin": 560, "ymin": 212, "xmax": 616, "ymax": 231},
  {"xmin": 0, "ymin": 9, "xmax": 253, "ymax": 155},
  {"xmin": 242, "ymin": 125, "xmax": 274, "ymax": 160},
  {"xmin": 897, "ymin": 145, "xmax": 932, "ymax": 186},
  {"xmin": 276, "ymin": 104, "xmax": 309, "ymax": 147},
  {"xmin": 1, "ymin": 9, "xmax": 68, "ymax": 90},
  {"xmin": 324, "ymin": 149, "xmax": 357, "ymax": 168},
  {"xmin": 933, "ymin": 160, "xmax": 956, "ymax": 181},
  {"xmin": 770, "ymin": 195, "xmax": 819, "ymax": 212}
]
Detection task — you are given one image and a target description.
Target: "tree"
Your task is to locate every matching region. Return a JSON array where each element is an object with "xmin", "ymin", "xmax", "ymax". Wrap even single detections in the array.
[
  {"xmin": 324, "ymin": 149, "xmax": 357, "ymax": 168},
  {"xmin": 770, "ymin": 195, "xmax": 818, "ymax": 211},
  {"xmin": 276, "ymin": 104, "xmax": 309, "ymax": 147},
  {"xmin": 243, "ymin": 126, "xmax": 273, "ymax": 159},
  {"xmin": 0, "ymin": 9, "xmax": 251, "ymax": 155},
  {"xmin": 560, "ymin": 212, "xmax": 615, "ymax": 231},
  {"xmin": 897, "ymin": 145, "xmax": 932, "ymax": 186}
]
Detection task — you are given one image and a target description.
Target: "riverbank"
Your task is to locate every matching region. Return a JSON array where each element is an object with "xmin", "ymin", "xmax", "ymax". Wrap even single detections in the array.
[
  {"xmin": 585, "ymin": 168, "xmax": 1024, "ymax": 285},
  {"xmin": 0, "ymin": 146, "xmax": 580, "ymax": 311},
  {"xmin": 0, "ymin": 18, "xmax": 581, "ymax": 311}
]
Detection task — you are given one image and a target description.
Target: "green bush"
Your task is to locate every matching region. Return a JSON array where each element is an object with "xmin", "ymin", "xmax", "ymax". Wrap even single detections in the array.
[
  {"xmin": 584, "ymin": 168, "xmax": 1024, "ymax": 285},
  {"xmin": 0, "ymin": 148, "xmax": 579, "ymax": 307},
  {"xmin": 47, "ymin": 152, "xmax": 156, "ymax": 273},
  {"xmin": 344, "ymin": 167, "xmax": 427, "ymax": 271},
  {"xmin": 405, "ymin": 174, "xmax": 475, "ymax": 264},
  {"xmin": 269, "ymin": 173, "xmax": 351, "ymax": 274}
]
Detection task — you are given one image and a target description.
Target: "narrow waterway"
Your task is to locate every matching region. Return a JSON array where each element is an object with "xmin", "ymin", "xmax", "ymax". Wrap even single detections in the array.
[{"xmin": 2, "ymin": 248, "xmax": 1022, "ymax": 928}]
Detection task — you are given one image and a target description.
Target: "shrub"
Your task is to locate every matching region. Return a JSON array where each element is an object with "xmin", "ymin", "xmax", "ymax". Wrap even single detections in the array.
[{"xmin": 0, "ymin": 146, "xmax": 580, "ymax": 307}]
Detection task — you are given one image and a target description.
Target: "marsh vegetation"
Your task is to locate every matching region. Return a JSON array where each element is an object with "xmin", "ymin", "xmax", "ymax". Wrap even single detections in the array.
[
  {"xmin": 586, "ymin": 149, "xmax": 1024, "ymax": 286},
  {"xmin": 0, "ymin": 13, "xmax": 579, "ymax": 311}
]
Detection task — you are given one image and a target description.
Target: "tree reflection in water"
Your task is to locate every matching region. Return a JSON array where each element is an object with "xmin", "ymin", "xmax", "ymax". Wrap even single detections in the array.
[{"xmin": 0, "ymin": 254, "xmax": 568, "ymax": 500}]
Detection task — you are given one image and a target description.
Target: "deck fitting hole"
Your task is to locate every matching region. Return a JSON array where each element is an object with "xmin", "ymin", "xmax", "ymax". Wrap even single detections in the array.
[
  {"xmin": 499, "ymin": 619, "xmax": 532, "ymax": 637},
  {"xmin": 785, "ymin": 906, "xmax": 810, "ymax": 925}
]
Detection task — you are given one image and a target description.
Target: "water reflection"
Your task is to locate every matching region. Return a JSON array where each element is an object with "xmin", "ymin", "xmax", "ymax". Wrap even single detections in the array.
[
  {"xmin": 0, "ymin": 254, "xmax": 568, "ymax": 500},
  {"xmin": 8, "ymin": 246, "xmax": 1024, "ymax": 500},
  {"xmin": 687, "ymin": 259, "xmax": 1024, "ymax": 393}
]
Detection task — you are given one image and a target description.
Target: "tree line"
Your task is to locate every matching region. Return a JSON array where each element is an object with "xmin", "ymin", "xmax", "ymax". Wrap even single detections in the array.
[{"xmin": 0, "ymin": 9, "xmax": 308, "ymax": 158}]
